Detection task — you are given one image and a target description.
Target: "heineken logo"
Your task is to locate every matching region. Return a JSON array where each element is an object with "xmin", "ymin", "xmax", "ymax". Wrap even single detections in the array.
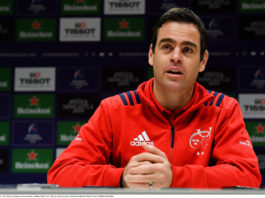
[
  {"xmin": 61, "ymin": 0, "xmax": 100, "ymax": 14},
  {"xmin": 57, "ymin": 121, "xmax": 85, "ymax": 145},
  {"xmin": 12, "ymin": 148, "xmax": 52, "ymax": 173},
  {"xmin": 246, "ymin": 122, "xmax": 265, "ymax": 146},
  {"xmin": 255, "ymin": 123, "xmax": 265, "ymax": 134},
  {"xmin": 17, "ymin": 18, "xmax": 56, "ymax": 41},
  {"xmin": 120, "ymin": 19, "xmax": 129, "ymax": 29},
  {"xmin": 0, "ymin": 0, "xmax": 13, "ymax": 14},
  {"xmin": 104, "ymin": 18, "xmax": 144, "ymax": 40},
  {"xmin": 0, "ymin": 68, "xmax": 11, "ymax": 91},
  {"xmin": 27, "ymin": 150, "xmax": 38, "ymax": 161},
  {"xmin": 14, "ymin": 94, "xmax": 54, "ymax": 118}
]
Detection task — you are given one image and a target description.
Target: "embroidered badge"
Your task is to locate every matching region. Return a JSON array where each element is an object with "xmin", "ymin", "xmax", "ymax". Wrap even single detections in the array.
[{"xmin": 189, "ymin": 127, "xmax": 212, "ymax": 156}]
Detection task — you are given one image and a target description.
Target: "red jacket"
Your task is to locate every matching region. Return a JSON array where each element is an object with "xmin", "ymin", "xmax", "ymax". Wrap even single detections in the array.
[{"xmin": 47, "ymin": 78, "xmax": 261, "ymax": 188}]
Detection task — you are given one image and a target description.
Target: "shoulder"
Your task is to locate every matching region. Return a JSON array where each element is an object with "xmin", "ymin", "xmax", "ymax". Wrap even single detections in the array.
[
  {"xmin": 204, "ymin": 90, "xmax": 238, "ymax": 109},
  {"xmin": 101, "ymin": 90, "xmax": 142, "ymax": 109}
]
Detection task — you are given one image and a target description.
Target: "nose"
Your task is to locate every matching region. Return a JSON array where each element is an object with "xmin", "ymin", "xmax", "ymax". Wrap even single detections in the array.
[{"xmin": 170, "ymin": 48, "xmax": 182, "ymax": 64}]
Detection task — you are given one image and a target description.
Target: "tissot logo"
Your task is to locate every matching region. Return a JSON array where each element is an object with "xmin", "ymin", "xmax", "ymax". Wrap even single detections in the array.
[
  {"xmin": 15, "ymin": 67, "xmax": 55, "ymax": 91},
  {"xmin": 104, "ymin": 0, "xmax": 145, "ymax": 14},
  {"xmin": 60, "ymin": 18, "xmax": 100, "ymax": 41},
  {"xmin": 239, "ymin": 94, "xmax": 265, "ymax": 119}
]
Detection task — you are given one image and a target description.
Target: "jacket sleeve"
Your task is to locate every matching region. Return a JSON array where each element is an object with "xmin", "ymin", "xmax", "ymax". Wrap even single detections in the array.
[
  {"xmin": 47, "ymin": 100, "xmax": 124, "ymax": 187},
  {"xmin": 171, "ymin": 97, "xmax": 261, "ymax": 188}
]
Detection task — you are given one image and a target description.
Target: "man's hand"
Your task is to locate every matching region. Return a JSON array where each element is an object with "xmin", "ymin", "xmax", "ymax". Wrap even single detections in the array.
[{"xmin": 122, "ymin": 143, "xmax": 173, "ymax": 189}]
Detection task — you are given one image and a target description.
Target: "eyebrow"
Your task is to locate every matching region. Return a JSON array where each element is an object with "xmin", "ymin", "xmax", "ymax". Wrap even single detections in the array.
[{"xmin": 158, "ymin": 38, "xmax": 198, "ymax": 49}]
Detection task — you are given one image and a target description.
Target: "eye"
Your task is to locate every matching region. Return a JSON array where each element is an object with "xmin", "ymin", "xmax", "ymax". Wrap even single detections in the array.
[
  {"xmin": 183, "ymin": 47, "xmax": 193, "ymax": 54},
  {"xmin": 161, "ymin": 44, "xmax": 173, "ymax": 51}
]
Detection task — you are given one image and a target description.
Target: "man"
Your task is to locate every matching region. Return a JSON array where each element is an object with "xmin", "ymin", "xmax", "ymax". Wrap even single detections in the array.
[{"xmin": 47, "ymin": 8, "xmax": 261, "ymax": 188}]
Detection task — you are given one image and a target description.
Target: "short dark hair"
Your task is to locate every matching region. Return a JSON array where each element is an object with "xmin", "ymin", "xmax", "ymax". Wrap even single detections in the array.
[{"xmin": 151, "ymin": 8, "xmax": 207, "ymax": 61}]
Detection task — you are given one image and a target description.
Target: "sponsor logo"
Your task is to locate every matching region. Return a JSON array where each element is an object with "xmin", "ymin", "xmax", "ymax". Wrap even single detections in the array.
[
  {"xmin": 0, "ymin": 149, "xmax": 8, "ymax": 173},
  {"xmin": 60, "ymin": 18, "xmax": 100, "ymax": 41},
  {"xmin": 14, "ymin": 94, "xmax": 54, "ymax": 118},
  {"xmin": 103, "ymin": 67, "xmax": 145, "ymax": 91},
  {"xmin": 0, "ymin": 94, "xmax": 11, "ymax": 118},
  {"xmin": 239, "ymin": 0, "xmax": 265, "ymax": 13},
  {"xmin": 23, "ymin": 123, "xmax": 42, "ymax": 144},
  {"xmin": 57, "ymin": 121, "xmax": 85, "ymax": 145},
  {"xmin": 0, "ymin": 0, "xmax": 13, "ymax": 15},
  {"xmin": 59, "ymin": 67, "xmax": 99, "ymax": 91},
  {"xmin": 104, "ymin": 18, "xmax": 144, "ymax": 41},
  {"xmin": 104, "ymin": 0, "xmax": 145, "ymax": 15},
  {"xmin": 0, "ymin": 122, "xmax": 9, "ymax": 145},
  {"xmin": 207, "ymin": 19, "xmax": 224, "ymax": 38},
  {"xmin": 56, "ymin": 148, "xmax": 65, "ymax": 159},
  {"xmin": 15, "ymin": 67, "xmax": 55, "ymax": 91},
  {"xmin": 240, "ymin": 17, "xmax": 265, "ymax": 39},
  {"xmin": 28, "ymin": 0, "xmax": 46, "ymax": 13},
  {"xmin": 193, "ymin": 0, "xmax": 234, "ymax": 13},
  {"xmin": 160, "ymin": 0, "xmax": 177, "ymax": 11},
  {"xmin": 13, "ymin": 121, "xmax": 54, "ymax": 146},
  {"xmin": 0, "ymin": 68, "xmax": 11, "ymax": 91},
  {"xmin": 198, "ymin": 71, "xmax": 230, "ymax": 86},
  {"xmin": 12, "ymin": 148, "xmax": 52, "ymax": 173},
  {"xmin": 17, "ymin": 18, "xmax": 56, "ymax": 41},
  {"xmin": 246, "ymin": 121, "xmax": 265, "ymax": 146},
  {"xmin": 256, "ymin": 151, "xmax": 265, "ymax": 174},
  {"xmin": 58, "ymin": 94, "xmax": 99, "ymax": 118},
  {"xmin": 61, "ymin": 0, "xmax": 101, "ymax": 14},
  {"xmin": 130, "ymin": 131, "xmax": 154, "ymax": 146},
  {"xmin": 70, "ymin": 69, "xmax": 88, "ymax": 89},
  {"xmin": 239, "ymin": 94, "xmax": 265, "ymax": 118},
  {"xmin": 251, "ymin": 68, "xmax": 265, "ymax": 89},
  {"xmin": 0, "ymin": 18, "xmax": 12, "ymax": 41},
  {"xmin": 189, "ymin": 127, "xmax": 212, "ymax": 156}
]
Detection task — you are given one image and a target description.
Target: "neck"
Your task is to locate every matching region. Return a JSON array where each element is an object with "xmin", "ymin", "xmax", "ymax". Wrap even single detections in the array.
[{"xmin": 153, "ymin": 81, "xmax": 195, "ymax": 112}]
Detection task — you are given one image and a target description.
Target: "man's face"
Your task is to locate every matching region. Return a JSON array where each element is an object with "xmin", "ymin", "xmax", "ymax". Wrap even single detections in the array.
[{"xmin": 148, "ymin": 22, "xmax": 208, "ymax": 94}]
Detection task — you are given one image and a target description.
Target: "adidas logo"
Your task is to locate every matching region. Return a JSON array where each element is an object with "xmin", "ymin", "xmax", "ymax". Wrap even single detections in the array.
[{"xmin": 130, "ymin": 131, "xmax": 154, "ymax": 146}]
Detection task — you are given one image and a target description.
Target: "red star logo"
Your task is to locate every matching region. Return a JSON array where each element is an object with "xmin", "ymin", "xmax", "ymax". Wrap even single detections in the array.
[
  {"xmin": 77, "ymin": 0, "xmax": 85, "ymax": 3},
  {"xmin": 119, "ymin": 19, "xmax": 129, "ymax": 29},
  {"xmin": 32, "ymin": 20, "xmax": 41, "ymax": 30},
  {"xmin": 72, "ymin": 123, "xmax": 81, "ymax": 133},
  {"xmin": 27, "ymin": 150, "xmax": 38, "ymax": 161},
  {"xmin": 255, "ymin": 123, "xmax": 265, "ymax": 134},
  {"xmin": 29, "ymin": 96, "xmax": 39, "ymax": 106}
]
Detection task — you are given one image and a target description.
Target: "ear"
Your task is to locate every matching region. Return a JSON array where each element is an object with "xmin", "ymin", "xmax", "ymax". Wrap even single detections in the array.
[
  {"xmin": 199, "ymin": 50, "xmax": 209, "ymax": 72},
  {"xmin": 148, "ymin": 44, "xmax": 154, "ymax": 67}
]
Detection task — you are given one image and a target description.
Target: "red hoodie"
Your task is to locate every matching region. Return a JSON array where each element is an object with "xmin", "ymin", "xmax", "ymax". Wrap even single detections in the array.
[{"xmin": 47, "ymin": 78, "xmax": 261, "ymax": 188}]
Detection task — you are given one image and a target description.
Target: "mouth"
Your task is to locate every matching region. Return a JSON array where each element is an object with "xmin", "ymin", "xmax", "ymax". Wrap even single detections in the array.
[{"xmin": 166, "ymin": 69, "xmax": 183, "ymax": 75}]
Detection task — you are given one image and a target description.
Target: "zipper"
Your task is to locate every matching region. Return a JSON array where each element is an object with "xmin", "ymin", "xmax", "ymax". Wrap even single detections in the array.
[
  {"xmin": 169, "ymin": 125, "xmax": 175, "ymax": 161},
  {"xmin": 170, "ymin": 125, "xmax": 175, "ymax": 148}
]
